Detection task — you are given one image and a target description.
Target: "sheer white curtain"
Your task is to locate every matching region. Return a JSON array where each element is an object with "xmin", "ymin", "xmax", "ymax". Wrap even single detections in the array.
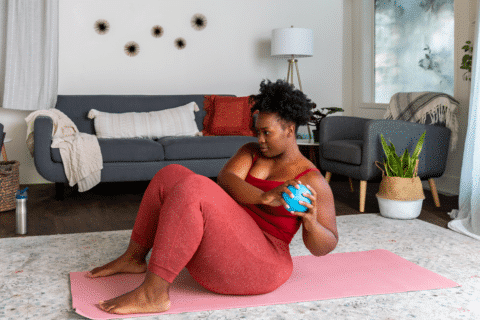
[
  {"xmin": 2, "ymin": 0, "xmax": 58, "ymax": 111},
  {"xmin": 447, "ymin": 4, "xmax": 480, "ymax": 240}
]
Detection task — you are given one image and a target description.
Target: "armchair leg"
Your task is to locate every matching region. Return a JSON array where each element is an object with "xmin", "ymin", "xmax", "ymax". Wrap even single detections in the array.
[
  {"xmin": 359, "ymin": 180, "xmax": 367, "ymax": 213},
  {"xmin": 428, "ymin": 178, "xmax": 441, "ymax": 207},
  {"xmin": 325, "ymin": 172, "xmax": 332, "ymax": 183}
]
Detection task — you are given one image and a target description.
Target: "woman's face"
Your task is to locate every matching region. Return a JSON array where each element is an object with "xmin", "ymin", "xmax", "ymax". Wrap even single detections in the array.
[{"xmin": 255, "ymin": 112, "xmax": 295, "ymax": 158}]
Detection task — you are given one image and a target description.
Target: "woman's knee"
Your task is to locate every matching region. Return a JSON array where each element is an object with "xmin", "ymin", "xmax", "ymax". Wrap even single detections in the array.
[
  {"xmin": 157, "ymin": 164, "xmax": 192, "ymax": 176},
  {"xmin": 152, "ymin": 164, "xmax": 195, "ymax": 184},
  {"xmin": 176, "ymin": 173, "xmax": 217, "ymax": 194}
]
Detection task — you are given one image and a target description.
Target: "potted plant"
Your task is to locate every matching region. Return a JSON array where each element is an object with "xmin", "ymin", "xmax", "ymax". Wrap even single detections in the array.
[
  {"xmin": 375, "ymin": 131, "xmax": 426, "ymax": 219},
  {"xmin": 308, "ymin": 105, "xmax": 344, "ymax": 142}
]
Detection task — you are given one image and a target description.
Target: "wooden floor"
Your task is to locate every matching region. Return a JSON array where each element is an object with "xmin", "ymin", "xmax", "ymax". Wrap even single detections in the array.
[{"xmin": 0, "ymin": 175, "xmax": 457, "ymax": 239}]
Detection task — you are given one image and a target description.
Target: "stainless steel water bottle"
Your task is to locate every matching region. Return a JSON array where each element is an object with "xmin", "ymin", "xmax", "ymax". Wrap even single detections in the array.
[{"xmin": 15, "ymin": 187, "xmax": 28, "ymax": 235}]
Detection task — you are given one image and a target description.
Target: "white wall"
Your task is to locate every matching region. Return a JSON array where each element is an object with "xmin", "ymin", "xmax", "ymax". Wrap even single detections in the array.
[{"xmin": 1, "ymin": 0, "xmax": 346, "ymax": 184}]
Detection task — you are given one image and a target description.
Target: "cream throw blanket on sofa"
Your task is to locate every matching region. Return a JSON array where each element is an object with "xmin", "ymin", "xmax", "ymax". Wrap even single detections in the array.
[
  {"xmin": 25, "ymin": 109, "xmax": 103, "ymax": 192},
  {"xmin": 384, "ymin": 92, "xmax": 459, "ymax": 151}
]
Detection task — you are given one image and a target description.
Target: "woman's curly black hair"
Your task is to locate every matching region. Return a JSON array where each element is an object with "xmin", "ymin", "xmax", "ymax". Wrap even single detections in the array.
[{"xmin": 249, "ymin": 79, "xmax": 314, "ymax": 134}]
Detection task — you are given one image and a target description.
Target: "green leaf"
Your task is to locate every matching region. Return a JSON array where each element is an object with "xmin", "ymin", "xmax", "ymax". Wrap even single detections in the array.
[
  {"xmin": 380, "ymin": 134, "xmax": 392, "ymax": 159},
  {"xmin": 411, "ymin": 131, "xmax": 426, "ymax": 159},
  {"xmin": 400, "ymin": 149, "xmax": 410, "ymax": 175},
  {"xmin": 404, "ymin": 158, "xmax": 417, "ymax": 178},
  {"xmin": 388, "ymin": 154, "xmax": 403, "ymax": 177}
]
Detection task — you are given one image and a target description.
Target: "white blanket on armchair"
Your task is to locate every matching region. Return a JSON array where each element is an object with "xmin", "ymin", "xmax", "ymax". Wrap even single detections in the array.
[
  {"xmin": 25, "ymin": 109, "xmax": 103, "ymax": 192},
  {"xmin": 384, "ymin": 92, "xmax": 459, "ymax": 151}
]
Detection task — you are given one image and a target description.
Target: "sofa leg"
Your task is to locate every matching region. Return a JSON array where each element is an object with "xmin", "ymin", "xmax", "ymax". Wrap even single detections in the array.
[
  {"xmin": 55, "ymin": 182, "xmax": 65, "ymax": 200},
  {"xmin": 428, "ymin": 178, "xmax": 441, "ymax": 207},
  {"xmin": 359, "ymin": 180, "xmax": 367, "ymax": 213},
  {"xmin": 349, "ymin": 177, "xmax": 354, "ymax": 192},
  {"xmin": 325, "ymin": 172, "xmax": 332, "ymax": 183}
]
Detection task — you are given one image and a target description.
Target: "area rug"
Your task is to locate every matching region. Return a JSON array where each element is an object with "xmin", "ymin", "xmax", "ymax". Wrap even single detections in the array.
[
  {"xmin": 2, "ymin": 214, "xmax": 480, "ymax": 320},
  {"xmin": 70, "ymin": 249, "xmax": 458, "ymax": 319}
]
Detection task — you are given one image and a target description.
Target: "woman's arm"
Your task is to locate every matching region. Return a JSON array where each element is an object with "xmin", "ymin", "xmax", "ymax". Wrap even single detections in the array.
[
  {"xmin": 217, "ymin": 143, "xmax": 264, "ymax": 205},
  {"xmin": 218, "ymin": 143, "xmax": 301, "ymax": 208},
  {"xmin": 294, "ymin": 172, "xmax": 338, "ymax": 256}
]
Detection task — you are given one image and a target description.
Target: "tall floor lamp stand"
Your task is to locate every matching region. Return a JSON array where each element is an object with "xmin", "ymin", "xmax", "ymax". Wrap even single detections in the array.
[
  {"xmin": 286, "ymin": 58, "xmax": 313, "ymax": 140},
  {"xmin": 286, "ymin": 58, "xmax": 302, "ymax": 91}
]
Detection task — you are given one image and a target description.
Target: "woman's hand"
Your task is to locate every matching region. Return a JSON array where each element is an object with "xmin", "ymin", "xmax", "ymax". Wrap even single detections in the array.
[
  {"xmin": 259, "ymin": 179, "xmax": 302, "ymax": 209},
  {"xmin": 289, "ymin": 184, "xmax": 319, "ymax": 230}
]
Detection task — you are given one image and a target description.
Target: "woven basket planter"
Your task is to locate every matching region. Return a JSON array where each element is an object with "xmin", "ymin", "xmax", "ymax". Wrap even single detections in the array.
[
  {"xmin": 0, "ymin": 160, "xmax": 20, "ymax": 212},
  {"xmin": 375, "ymin": 161, "xmax": 425, "ymax": 219}
]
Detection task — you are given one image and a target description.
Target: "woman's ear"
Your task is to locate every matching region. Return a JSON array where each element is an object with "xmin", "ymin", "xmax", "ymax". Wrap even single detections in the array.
[{"xmin": 287, "ymin": 123, "xmax": 296, "ymax": 137}]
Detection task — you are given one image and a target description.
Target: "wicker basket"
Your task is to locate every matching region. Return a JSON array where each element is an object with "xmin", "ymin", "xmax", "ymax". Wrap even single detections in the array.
[{"xmin": 0, "ymin": 160, "xmax": 20, "ymax": 212}]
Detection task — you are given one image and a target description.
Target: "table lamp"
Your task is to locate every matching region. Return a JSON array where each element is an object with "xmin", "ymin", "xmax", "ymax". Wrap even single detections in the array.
[{"xmin": 271, "ymin": 26, "xmax": 313, "ymax": 91}]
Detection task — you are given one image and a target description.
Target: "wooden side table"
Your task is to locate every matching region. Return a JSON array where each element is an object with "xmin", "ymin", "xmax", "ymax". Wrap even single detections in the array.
[{"xmin": 297, "ymin": 139, "xmax": 319, "ymax": 167}]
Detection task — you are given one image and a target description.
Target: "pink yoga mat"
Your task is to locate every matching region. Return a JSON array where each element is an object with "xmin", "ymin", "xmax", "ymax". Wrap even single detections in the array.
[{"xmin": 70, "ymin": 249, "xmax": 459, "ymax": 319}]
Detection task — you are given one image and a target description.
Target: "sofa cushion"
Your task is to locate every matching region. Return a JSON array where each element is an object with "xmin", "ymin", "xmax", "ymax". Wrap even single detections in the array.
[
  {"xmin": 87, "ymin": 102, "xmax": 200, "ymax": 139},
  {"xmin": 322, "ymin": 140, "xmax": 363, "ymax": 165},
  {"xmin": 51, "ymin": 138, "xmax": 165, "ymax": 163},
  {"xmin": 202, "ymin": 95, "xmax": 255, "ymax": 136},
  {"xmin": 157, "ymin": 136, "xmax": 257, "ymax": 160}
]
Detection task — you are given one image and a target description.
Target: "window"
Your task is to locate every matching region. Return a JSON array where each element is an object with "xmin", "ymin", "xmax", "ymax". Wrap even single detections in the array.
[
  {"xmin": 375, "ymin": 0, "xmax": 455, "ymax": 103},
  {"xmin": 352, "ymin": 0, "xmax": 455, "ymax": 107}
]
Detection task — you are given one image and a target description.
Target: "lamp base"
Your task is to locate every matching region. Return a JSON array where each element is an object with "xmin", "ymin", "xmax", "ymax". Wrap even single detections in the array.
[{"xmin": 286, "ymin": 58, "xmax": 302, "ymax": 92}]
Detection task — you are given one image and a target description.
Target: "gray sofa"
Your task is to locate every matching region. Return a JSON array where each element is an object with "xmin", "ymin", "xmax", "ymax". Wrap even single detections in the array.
[{"xmin": 33, "ymin": 95, "xmax": 257, "ymax": 198}]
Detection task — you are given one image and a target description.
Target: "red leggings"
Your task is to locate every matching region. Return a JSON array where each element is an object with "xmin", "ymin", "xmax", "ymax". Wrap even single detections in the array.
[{"xmin": 131, "ymin": 164, "xmax": 293, "ymax": 295}]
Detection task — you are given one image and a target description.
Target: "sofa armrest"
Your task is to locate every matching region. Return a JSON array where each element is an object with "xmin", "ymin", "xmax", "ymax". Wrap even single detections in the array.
[
  {"xmin": 319, "ymin": 116, "xmax": 369, "ymax": 145},
  {"xmin": 33, "ymin": 116, "xmax": 67, "ymax": 182}
]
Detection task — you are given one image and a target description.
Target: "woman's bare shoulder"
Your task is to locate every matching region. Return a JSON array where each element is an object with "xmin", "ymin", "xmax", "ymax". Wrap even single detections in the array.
[{"xmin": 298, "ymin": 156, "xmax": 319, "ymax": 172}]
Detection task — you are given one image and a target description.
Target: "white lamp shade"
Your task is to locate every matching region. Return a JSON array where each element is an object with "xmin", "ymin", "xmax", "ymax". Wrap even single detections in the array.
[{"xmin": 271, "ymin": 28, "xmax": 313, "ymax": 58}]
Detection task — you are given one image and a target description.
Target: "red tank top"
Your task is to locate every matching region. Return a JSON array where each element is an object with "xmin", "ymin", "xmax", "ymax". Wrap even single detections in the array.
[{"xmin": 241, "ymin": 155, "xmax": 320, "ymax": 244}]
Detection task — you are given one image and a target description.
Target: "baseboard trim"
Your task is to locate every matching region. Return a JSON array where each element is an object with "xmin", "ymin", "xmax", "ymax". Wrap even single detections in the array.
[{"xmin": 422, "ymin": 174, "xmax": 460, "ymax": 196}]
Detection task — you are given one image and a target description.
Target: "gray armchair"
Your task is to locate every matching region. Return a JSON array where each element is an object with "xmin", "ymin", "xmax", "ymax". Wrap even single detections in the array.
[{"xmin": 318, "ymin": 116, "xmax": 451, "ymax": 212}]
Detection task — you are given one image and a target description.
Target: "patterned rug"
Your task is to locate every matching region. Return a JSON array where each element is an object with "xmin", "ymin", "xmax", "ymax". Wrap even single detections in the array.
[{"xmin": 1, "ymin": 214, "xmax": 479, "ymax": 320}]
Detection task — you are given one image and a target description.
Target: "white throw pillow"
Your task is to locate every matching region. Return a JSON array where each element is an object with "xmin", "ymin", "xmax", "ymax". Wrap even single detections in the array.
[{"xmin": 87, "ymin": 102, "xmax": 201, "ymax": 139}]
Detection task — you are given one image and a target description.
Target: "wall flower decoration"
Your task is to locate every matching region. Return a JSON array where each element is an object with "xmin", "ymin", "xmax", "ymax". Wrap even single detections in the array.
[
  {"xmin": 124, "ymin": 41, "xmax": 140, "ymax": 57},
  {"xmin": 191, "ymin": 14, "xmax": 207, "ymax": 30},
  {"xmin": 94, "ymin": 19, "xmax": 110, "ymax": 35},
  {"xmin": 151, "ymin": 25, "xmax": 164, "ymax": 38},
  {"xmin": 175, "ymin": 37, "xmax": 186, "ymax": 50}
]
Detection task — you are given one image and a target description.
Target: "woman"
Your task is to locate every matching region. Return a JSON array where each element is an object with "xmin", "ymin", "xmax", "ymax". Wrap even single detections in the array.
[{"xmin": 88, "ymin": 79, "xmax": 338, "ymax": 315}]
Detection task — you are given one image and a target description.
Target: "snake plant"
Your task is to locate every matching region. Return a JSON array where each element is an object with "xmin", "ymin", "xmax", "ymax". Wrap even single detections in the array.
[{"xmin": 380, "ymin": 131, "xmax": 426, "ymax": 178}]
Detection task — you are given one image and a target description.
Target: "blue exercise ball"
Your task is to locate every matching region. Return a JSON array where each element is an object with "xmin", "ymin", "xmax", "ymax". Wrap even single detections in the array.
[{"xmin": 282, "ymin": 184, "xmax": 312, "ymax": 213}]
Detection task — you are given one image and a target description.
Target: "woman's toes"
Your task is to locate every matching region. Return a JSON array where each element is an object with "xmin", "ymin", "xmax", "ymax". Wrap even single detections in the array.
[
  {"xmin": 88, "ymin": 268, "xmax": 109, "ymax": 278},
  {"xmin": 99, "ymin": 300, "xmax": 116, "ymax": 313}
]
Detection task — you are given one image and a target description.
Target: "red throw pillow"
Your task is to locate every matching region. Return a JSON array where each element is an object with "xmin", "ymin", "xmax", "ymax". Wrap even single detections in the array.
[{"xmin": 202, "ymin": 95, "xmax": 255, "ymax": 136}]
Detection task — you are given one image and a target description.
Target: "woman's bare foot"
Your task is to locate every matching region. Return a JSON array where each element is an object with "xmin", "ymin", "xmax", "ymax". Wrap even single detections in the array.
[
  {"xmin": 98, "ymin": 271, "xmax": 171, "ymax": 315},
  {"xmin": 87, "ymin": 254, "xmax": 147, "ymax": 278},
  {"xmin": 88, "ymin": 240, "xmax": 149, "ymax": 278}
]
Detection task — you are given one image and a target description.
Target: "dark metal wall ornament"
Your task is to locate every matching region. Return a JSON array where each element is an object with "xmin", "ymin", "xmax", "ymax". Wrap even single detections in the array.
[
  {"xmin": 191, "ymin": 14, "xmax": 207, "ymax": 30},
  {"xmin": 174, "ymin": 37, "xmax": 186, "ymax": 50},
  {"xmin": 94, "ymin": 19, "xmax": 110, "ymax": 35},
  {"xmin": 124, "ymin": 41, "xmax": 140, "ymax": 57},
  {"xmin": 151, "ymin": 25, "xmax": 164, "ymax": 38}
]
